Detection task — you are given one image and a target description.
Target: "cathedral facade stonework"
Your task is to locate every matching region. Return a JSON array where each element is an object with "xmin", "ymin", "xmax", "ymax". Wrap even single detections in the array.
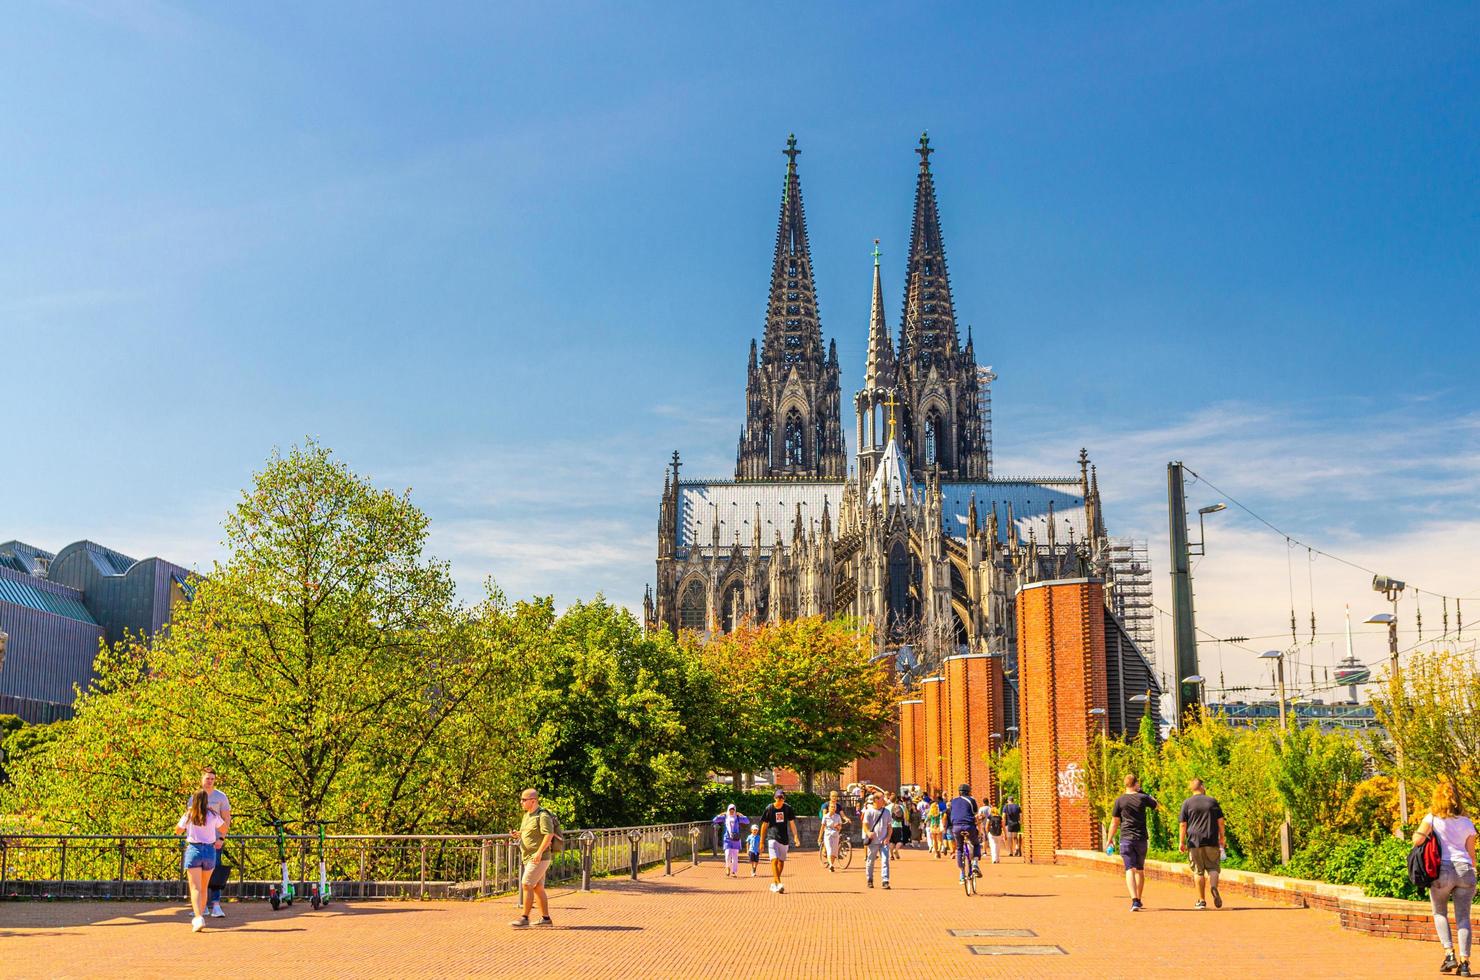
[{"xmin": 645, "ymin": 135, "xmax": 1158, "ymax": 778}]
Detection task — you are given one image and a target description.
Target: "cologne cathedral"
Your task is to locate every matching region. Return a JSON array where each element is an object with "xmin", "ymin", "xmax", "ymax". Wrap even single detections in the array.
[{"xmin": 645, "ymin": 135, "xmax": 1158, "ymax": 736}]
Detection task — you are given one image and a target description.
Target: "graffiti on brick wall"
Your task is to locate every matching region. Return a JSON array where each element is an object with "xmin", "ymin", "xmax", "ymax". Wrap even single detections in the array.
[{"xmin": 1057, "ymin": 762, "xmax": 1086, "ymax": 800}]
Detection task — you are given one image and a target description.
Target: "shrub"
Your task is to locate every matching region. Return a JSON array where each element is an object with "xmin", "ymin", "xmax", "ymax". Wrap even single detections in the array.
[
  {"xmin": 1323, "ymin": 835, "xmax": 1372, "ymax": 885},
  {"xmin": 694, "ymin": 788, "xmax": 826, "ymax": 821},
  {"xmin": 1357, "ymin": 834, "xmax": 1425, "ymax": 901}
]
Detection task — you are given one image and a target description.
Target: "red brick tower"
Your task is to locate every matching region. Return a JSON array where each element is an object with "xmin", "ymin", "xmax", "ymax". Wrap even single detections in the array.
[
  {"xmin": 898, "ymin": 698, "xmax": 924, "ymax": 788},
  {"xmin": 920, "ymin": 675, "xmax": 946, "ymax": 795},
  {"xmin": 1016, "ymin": 579, "xmax": 1109, "ymax": 863},
  {"xmin": 944, "ymin": 652, "xmax": 1004, "ymax": 802}
]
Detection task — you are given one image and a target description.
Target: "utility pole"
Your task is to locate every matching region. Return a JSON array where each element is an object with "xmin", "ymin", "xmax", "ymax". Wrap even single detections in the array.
[{"xmin": 1168, "ymin": 462, "xmax": 1200, "ymax": 727}]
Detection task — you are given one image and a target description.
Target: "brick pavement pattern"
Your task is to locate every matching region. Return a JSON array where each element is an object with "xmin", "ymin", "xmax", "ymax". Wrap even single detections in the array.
[{"xmin": 0, "ymin": 849, "xmax": 1438, "ymax": 978}]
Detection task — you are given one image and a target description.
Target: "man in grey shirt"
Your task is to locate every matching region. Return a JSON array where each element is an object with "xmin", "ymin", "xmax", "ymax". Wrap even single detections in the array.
[
  {"xmin": 861, "ymin": 791, "xmax": 893, "ymax": 889},
  {"xmin": 202, "ymin": 766, "xmax": 231, "ymax": 918}
]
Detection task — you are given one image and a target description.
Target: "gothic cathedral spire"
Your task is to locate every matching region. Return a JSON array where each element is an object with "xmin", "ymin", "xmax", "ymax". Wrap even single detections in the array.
[
  {"xmin": 854, "ymin": 241, "xmax": 898, "ymax": 483},
  {"xmin": 736, "ymin": 135, "xmax": 847, "ymax": 480},
  {"xmin": 894, "ymin": 133, "xmax": 988, "ymax": 479}
]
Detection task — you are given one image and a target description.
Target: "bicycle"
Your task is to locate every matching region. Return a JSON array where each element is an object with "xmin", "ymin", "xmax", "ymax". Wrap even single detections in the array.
[
  {"xmin": 818, "ymin": 834, "xmax": 853, "ymax": 870},
  {"xmin": 954, "ymin": 828, "xmax": 981, "ymax": 896}
]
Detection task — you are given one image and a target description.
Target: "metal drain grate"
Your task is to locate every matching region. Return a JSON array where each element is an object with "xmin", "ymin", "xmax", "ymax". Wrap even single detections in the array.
[
  {"xmin": 949, "ymin": 929, "xmax": 1037, "ymax": 937},
  {"xmin": 967, "ymin": 944, "xmax": 1066, "ymax": 956}
]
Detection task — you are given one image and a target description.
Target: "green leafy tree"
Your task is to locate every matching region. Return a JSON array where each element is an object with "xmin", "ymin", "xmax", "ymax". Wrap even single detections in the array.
[
  {"xmin": 741, "ymin": 618, "xmax": 896, "ymax": 794},
  {"xmin": 1, "ymin": 442, "xmax": 525, "ymax": 835},
  {"xmin": 493, "ymin": 597, "xmax": 720, "ymax": 827},
  {"xmin": 1370, "ymin": 648, "xmax": 1480, "ymax": 814}
]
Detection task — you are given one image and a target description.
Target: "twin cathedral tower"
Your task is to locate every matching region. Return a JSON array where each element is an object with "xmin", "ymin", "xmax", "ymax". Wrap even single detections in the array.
[
  {"xmin": 645, "ymin": 134, "xmax": 1158, "ymax": 735},
  {"xmin": 734, "ymin": 134, "xmax": 989, "ymax": 486}
]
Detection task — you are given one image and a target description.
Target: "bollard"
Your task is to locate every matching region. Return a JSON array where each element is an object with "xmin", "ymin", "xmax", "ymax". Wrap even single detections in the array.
[
  {"xmin": 627, "ymin": 830, "xmax": 643, "ymax": 880},
  {"xmin": 579, "ymin": 831, "xmax": 595, "ymax": 891},
  {"xmin": 689, "ymin": 826, "xmax": 702, "ymax": 867},
  {"xmin": 662, "ymin": 831, "xmax": 674, "ymax": 876}
]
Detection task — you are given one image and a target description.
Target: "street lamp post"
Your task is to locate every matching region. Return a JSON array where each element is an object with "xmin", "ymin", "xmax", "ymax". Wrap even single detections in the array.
[
  {"xmin": 1367, "ymin": 575, "xmax": 1409, "ymax": 827},
  {"xmin": 1089, "ymin": 707, "xmax": 1109, "ymax": 847}
]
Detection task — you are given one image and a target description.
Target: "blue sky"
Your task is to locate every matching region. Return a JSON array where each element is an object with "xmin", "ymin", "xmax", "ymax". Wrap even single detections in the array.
[{"xmin": 4, "ymin": 2, "xmax": 1478, "ymax": 698}]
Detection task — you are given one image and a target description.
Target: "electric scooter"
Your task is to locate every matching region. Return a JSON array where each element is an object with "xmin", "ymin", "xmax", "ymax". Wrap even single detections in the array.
[
  {"xmin": 308, "ymin": 820, "xmax": 333, "ymax": 910},
  {"xmin": 268, "ymin": 819, "xmax": 296, "ymax": 911}
]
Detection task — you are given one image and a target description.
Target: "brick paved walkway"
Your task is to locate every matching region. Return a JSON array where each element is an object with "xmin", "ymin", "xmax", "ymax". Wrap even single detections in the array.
[{"xmin": 0, "ymin": 850, "xmax": 1440, "ymax": 978}]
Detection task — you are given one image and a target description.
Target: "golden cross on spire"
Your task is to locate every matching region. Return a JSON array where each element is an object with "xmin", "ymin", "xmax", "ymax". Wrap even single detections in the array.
[{"xmin": 883, "ymin": 391, "xmax": 900, "ymax": 442}]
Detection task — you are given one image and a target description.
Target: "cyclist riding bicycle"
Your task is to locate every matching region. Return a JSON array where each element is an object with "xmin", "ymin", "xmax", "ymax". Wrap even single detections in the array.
[{"xmin": 947, "ymin": 783, "xmax": 982, "ymax": 881}]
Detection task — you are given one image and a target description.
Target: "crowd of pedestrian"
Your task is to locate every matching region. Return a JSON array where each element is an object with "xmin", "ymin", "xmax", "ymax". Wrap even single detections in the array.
[{"xmin": 172, "ymin": 763, "xmax": 1480, "ymax": 973}]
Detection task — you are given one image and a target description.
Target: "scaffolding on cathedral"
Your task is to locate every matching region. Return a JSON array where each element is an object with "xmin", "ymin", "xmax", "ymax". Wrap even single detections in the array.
[
  {"xmin": 1106, "ymin": 537, "xmax": 1155, "ymax": 668},
  {"xmin": 976, "ymin": 365, "xmax": 996, "ymax": 480}
]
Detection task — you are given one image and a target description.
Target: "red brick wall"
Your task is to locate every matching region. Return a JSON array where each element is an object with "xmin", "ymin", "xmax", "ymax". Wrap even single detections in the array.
[
  {"xmin": 1017, "ymin": 579, "xmax": 1108, "ymax": 863},
  {"xmin": 851, "ymin": 716, "xmax": 900, "ymax": 792},
  {"xmin": 921, "ymin": 676, "xmax": 946, "ymax": 796},
  {"xmin": 898, "ymin": 699, "xmax": 923, "ymax": 788},
  {"xmin": 944, "ymin": 654, "xmax": 1002, "ymax": 802}
]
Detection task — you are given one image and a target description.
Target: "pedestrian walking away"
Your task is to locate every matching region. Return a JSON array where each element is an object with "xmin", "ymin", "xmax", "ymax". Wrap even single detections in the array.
[
  {"xmin": 200, "ymin": 766, "xmax": 231, "ymax": 918},
  {"xmin": 1414, "ymin": 777, "xmax": 1478, "ymax": 975},
  {"xmin": 1178, "ymin": 778, "xmax": 1226, "ymax": 910},
  {"xmin": 746, "ymin": 822, "xmax": 763, "ymax": 877},
  {"xmin": 978, "ymin": 798, "xmax": 1003, "ymax": 864},
  {"xmin": 173, "ymin": 789, "xmax": 225, "ymax": 933},
  {"xmin": 759, "ymin": 790, "xmax": 801, "ymax": 893},
  {"xmin": 925, "ymin": 799, "xmax": 944, "ymax": 858},
  {"xmin": 860, "ymin": 791, "xmax": 893, "ymax": 889},
  {"xmin": 713, "ymin": 804, "xmax": 751, "ymax": 878},
  {"xmin": 1109, "ymin": 773, "xmax": 1159, "ymax": 911},
  {"xmin": 1002, "ymin": 797, "xmax": 1022, "ymax": 856},
  {"xmin": 946, "ymin": 784, "xmax": 982, "ymax": 881},
  {"xmin": 511, "ymin": 788, "xmax": 560, "ymax": 928}
]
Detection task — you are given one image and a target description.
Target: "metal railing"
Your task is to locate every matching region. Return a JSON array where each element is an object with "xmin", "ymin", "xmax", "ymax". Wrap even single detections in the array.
[{"xmin": 0, "ymin": 821, "xmax": 715, "ymax": 902}]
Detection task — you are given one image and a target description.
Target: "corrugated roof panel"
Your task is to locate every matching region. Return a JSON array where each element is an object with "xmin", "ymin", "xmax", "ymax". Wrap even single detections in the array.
[{"xmin": 0, "ymin": 571, "xmax": 97, "ymax": 624}]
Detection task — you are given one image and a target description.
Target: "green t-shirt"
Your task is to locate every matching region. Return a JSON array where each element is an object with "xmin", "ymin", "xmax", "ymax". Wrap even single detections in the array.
[{"xmin": 519, "ymin": 808, "xmax": 556, "ymax": 860}]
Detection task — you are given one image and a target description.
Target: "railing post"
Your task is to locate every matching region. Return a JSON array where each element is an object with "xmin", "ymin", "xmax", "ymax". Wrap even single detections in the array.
[
  {"xmin": 662, "ymin": 831, "xmax": 674, "ymax": 876},
  {"xmin": 419, "ymin": 840, "xmax": 428, "ymax": 900},
  {"xmin": 579, "ymin": 831, "xmax": 595, "ymax": 891},
  {"xmin": 116, "ymin": 838, "xmax": 126, "ymax": 900},
  {"xmin": 1, "ymin": 837, "xmax": 8, "ymax": 896},
  {"xmin": 510, "ymin": 839, "xmax": 523, "ymax": 907},
  {"xmin": 59, "ymin": 838, "xmax": 67, "ymax": 899},
  {"xmin": 479, "ymin": 838, "xmax": 490, "ymax": 898},
  {"xmin": 359, "ymin": 844, "xmax": 367, "ymax": 899},
  {"xmin": 627, "ymin": 830, "xmax": 642, "ymax": 880},
  {"xmin": 689, "ymin": 826, "xmax": 702, "ymax": 867}
]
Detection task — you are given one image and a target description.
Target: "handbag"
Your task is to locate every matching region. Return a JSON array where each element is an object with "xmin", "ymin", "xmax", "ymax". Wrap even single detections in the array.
[{"xmin": 1409, "ymin": 830, "xmax": 1441, "ymax": 889}]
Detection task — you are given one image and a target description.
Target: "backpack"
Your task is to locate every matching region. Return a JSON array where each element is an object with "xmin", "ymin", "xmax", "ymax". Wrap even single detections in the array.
[
  {"xmin": 537, "ymin": 807, "xmax": 566, "ymax": 853},
  {"xmin": 1408, "ymin": 828, "xmax": 1441, "ymax": 889},
  {"xmin": 989, "ymin": 814, "xmax": 1004, "ymax": 836}
]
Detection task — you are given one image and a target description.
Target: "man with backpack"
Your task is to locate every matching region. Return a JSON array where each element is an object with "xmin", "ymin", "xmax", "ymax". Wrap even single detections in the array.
[{"xmin": 511, "ymin": 788, "xmax": 562, "ymax": 928}]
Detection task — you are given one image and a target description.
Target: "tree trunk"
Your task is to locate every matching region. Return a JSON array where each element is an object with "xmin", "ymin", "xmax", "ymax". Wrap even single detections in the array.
[
  {"xmin": 803, "ymin": 769, "xmax": 814, "ymax": 795},
  {"xmin": 730, "ymin": 770, "xmax": 742, "ymax": 791}
]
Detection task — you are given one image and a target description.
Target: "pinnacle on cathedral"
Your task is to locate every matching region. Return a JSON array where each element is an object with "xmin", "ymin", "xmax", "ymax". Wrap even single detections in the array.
[{"xmin": 735, "ymin": 135, "xmax": 848, "ymax": 481}]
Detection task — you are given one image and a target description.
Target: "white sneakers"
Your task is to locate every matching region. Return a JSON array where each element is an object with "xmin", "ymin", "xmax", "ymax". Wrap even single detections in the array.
[
  {"xmin": 191, "ymin": 915, "xmax": 205, "ymax": 933},
  {"xmin": 209, "ymin": 902, "xmax": 225, "ymax": 918},
  {"xmin": 769, "ymin": 882, "xmax": 787, "ymax": 893}
]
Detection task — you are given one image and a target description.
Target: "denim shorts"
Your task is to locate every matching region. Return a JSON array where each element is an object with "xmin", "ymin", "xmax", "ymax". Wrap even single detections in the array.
[{"xmin": 183, "ymin": 842, "xmax": 218, "ymax": 871}]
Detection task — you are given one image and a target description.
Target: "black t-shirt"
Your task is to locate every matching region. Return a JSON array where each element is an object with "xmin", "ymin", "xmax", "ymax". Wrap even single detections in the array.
[
  {"xmin": 760, "ymin": 803, "xmax": 797, "ymax": 843},
  {"xmin": 1002, "ymin": 803, "xmax": 1021, "ymax": 829},
  {"xmin": 1179, "ymin": 794, "xmax": 1224, "ymax": 848},
  {"xmin": 1111, "ymin": 792, "xmax": 1158, "ymax": 842}
]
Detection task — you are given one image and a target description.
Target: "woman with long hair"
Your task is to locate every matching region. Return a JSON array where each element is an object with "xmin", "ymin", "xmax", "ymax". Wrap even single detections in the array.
[
  {"xmin": 174, "ymin": 789, "xmax": 226, "ymax": 932},
  {"xmin": 1414, "ymin": 777, "xmax": 1478, "ymax": 975}
]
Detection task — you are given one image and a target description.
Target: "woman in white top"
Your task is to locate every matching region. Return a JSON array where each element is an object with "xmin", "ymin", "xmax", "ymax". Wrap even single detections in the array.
[
  {"xmin": 820, "ymin": 801, "xmax": 850, "ymax": 871},
  {"xmin": 174, "ymin": 789, "xmax": 226, "ymax": 933},
  {"xmin": 1413, "ymin": 777, "xmax": 1477, "ymax": 976},
  {"xmin": 978, "ymin": 800, "xmax": 1002, "ymax": 863}
]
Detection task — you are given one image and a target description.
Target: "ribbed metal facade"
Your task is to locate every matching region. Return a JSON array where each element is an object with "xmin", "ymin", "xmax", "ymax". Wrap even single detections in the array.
[{"xmin": 0, "ymin": 539, "xmax": 191, "ymax": 723}]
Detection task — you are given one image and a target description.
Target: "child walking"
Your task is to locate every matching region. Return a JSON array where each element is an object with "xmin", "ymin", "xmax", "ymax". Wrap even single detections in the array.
[{"xmin": 746, "ymin": 822, "xmax": 763, "ymax": 877}]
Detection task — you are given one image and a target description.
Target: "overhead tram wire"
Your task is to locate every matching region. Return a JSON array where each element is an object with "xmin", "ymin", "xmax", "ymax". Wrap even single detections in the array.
[{"xmin": 1181, "ymin": 466, "xmax": 1472, "ymax": 603}]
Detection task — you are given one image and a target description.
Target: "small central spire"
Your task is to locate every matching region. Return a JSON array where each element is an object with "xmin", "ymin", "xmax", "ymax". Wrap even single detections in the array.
[
  {"xmin": 871, "ymin": 238, "xmax": 881, "ymax": 268},
  {"xmin": 784, "ymin": 133, "xmax": 800, "ymax": 170},
  {"xmin": 916, "ymin": 131, "xmax": 933, "ymax": 170}
]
